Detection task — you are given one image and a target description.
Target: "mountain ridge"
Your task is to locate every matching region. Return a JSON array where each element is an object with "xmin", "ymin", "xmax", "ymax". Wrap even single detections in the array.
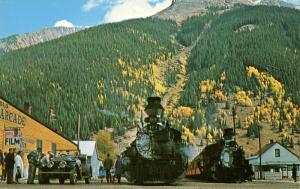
[{"xmin": 0, "ymin": 26, "xmax": 86, "ymax": 54}]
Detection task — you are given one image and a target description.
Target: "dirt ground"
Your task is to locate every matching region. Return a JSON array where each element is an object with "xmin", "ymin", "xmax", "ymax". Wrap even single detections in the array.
[{"xmin": 0, "ymin": 178, "xmax": 299, "ymax": 189}]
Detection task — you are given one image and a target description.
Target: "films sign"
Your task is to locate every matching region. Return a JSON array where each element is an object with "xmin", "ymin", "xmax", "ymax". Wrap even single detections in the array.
[{"xmin": 5, "ymin": 128, "xmax": 22, "ymax": 146}]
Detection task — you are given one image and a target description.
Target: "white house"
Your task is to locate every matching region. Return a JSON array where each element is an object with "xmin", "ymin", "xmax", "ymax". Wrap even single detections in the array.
[
  {"xmin": 248, "ymin": 140, "xmax": 300, "ymax": 180},
  {"xmin": 74, "ymin": 140, "xmax": 100, "ymax": 178}
]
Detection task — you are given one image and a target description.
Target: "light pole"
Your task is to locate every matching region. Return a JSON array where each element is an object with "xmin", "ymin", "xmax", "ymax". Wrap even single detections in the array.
[{"xmin": 232, "ymin": 106, "xmax": 236, "ymax": 142}]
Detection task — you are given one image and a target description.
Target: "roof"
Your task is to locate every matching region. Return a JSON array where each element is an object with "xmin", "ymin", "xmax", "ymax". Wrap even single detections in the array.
[
  {"xmin": 0, "ymin": 96, "xmax": 77, "ymax": 147},
  {"xmin": 252, "ymin": 142, "xmax": 299, "ymax": 159},
  {"xmin": 73, "ymin": 140, "xmax": 97, "ymax": 156}
]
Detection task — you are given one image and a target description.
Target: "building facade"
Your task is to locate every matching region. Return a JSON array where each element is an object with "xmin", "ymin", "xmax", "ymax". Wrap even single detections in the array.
[
  {"xmin": 0, "ymin": 97, "xmax": 78, "ymax": 177},
  {"xmin": 248, "ymin": 141, "xmax": 300, "ymax": 180},
  {"xmin": 74, "ymin": 141, "xmax": 100, "ymax": 178}
]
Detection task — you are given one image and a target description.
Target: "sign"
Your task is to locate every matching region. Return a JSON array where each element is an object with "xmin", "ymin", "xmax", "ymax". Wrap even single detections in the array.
[
  {"xmin": 264, "ymin": 172, "xmax": 282, "ymax": 180},
  {"xmin": 5, "ymin": 128, "xmax": 22, "ymax": 146},
  {"xmin": 0, "ymin": 100, "xmax": 26, "ymax": 127}
]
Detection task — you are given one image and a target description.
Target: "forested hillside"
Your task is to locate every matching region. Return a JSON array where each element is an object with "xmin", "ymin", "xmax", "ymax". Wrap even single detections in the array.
[
  {"xmin": 0, "ymin": 5, "xmax": 299, "ymax": 147},
  {"xmin": 180, "ymin": 6, "xmax": 300, "ymax": 106},
  {"xmin": 0, "ymin": 18, "xmax": 179, "ymax": 139}
]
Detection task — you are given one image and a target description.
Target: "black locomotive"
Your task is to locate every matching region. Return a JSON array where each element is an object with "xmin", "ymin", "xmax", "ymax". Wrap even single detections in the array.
[
  {"xmin": 186, "ymin": 128, "xmax": 253, "ymax": 182},
  {"xmin": 121, "ymin": 97, "xmax": 188, "ymax": 184}
]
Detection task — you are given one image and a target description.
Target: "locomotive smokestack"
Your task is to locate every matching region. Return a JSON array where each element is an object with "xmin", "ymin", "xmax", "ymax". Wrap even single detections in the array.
[{"xmin": 145, "ymin": 97, "xmax": 164, "ymax": 118}]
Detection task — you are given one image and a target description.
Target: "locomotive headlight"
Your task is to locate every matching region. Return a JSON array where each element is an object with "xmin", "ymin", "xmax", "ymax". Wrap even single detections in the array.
[
  {"xmin": 149, "ymin": 116, "xmax": 158, "ymax": 124},
  {"xmin": 59, "ymin": 161, "xmax": 67, "ymax": 169}
]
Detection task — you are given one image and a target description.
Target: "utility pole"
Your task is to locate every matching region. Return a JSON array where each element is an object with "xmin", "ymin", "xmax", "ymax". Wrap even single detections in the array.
[
  {"xmin": 255, "ymin": 107, "xmax": 262, "ymax": 180},
  {"xmin": 77, "ymin": 113, "xmax": 81, "ymax": 154},
  {"xmin": 258, "ymin": 124, "xmax": 262, "ymax": 180},
  {"xmin": 232, "ymin": 106, "xmax": 236, "ymax": 142}
]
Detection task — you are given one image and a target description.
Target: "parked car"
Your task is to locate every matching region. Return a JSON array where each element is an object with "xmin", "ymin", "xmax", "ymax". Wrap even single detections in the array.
[{"xmin": 38, "ymin": 153, "xmax": 92, "ymax": 184}]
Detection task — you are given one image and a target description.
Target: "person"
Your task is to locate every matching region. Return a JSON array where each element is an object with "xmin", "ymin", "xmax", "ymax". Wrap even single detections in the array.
[
  {"xmin": 114, "ymin": 155, "xmax": 122, "ymax": 184},
  {"xmin": 98, "ymin": 161, "xmax": 105, "ymax": 183},
  {"xmin": 1, "ymin": 152, "xmax": 7, "ymax": 181},
  {"xmin": 103, "ymin": 153, "xmax": 113, "ymax": 183},
  {"xmin": 292, "ymin": 164, "xmax": 297, "ymax": 182},
  {"xmin": 27, "ymin": 147, "xmax": 42, "ymax": 184},
  {"xmin": 0, "ymin": 150, "xmax": 4, "ymax": 181},
  {"xmin": 40, "ymin": 151, "xmax": 54, "ymax": 165},
  {"xmin": 5, "ymin": 148, "xmax": 15, "ymax": 184},
  {"xmin": 14, "ymin": 151, "xmax": 23, "ymax": 184}
]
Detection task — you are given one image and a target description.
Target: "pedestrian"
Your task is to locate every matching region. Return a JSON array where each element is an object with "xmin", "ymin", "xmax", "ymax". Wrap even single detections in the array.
[
  {"xmin": 0, "ymin": 150, "xmax": 4, "ymax": 182},
  {"xmin": 4, "ymin": 148, "xmax": 15, "ymax": 184},
  {"xmin": 98, "ymin": 161, "xmax": 105, "ymax": 183},
  {"xmin": 1, "ymin": 152, "xmax": 7, "ymax": 181},
  {"xmin": 14, "ymin": 151, "xmax": 23, "ymax": 184},
  {"xmin": 114, "ymin": 155, "xmax": 122, "ymax": 184},
  {"xmin": 103, "ymin": 153, "xmax": 113, "ymax": 183},
  {"xmin": 292, "ymin": 164, "xmax": 297, "ymax": 182},
  {"xmin": 27, "ymin": 147, "xmax": 42, "ymax": 184}
]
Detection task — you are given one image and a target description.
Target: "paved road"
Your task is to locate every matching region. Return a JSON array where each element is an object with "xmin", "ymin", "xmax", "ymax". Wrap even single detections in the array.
[
  {"xmin": 0, "ymin": 179, "xmax": 300, "ymax": 189},
  {"xmin": 0, "ymin": 178, "xmax": 299, "ymax": 189}
]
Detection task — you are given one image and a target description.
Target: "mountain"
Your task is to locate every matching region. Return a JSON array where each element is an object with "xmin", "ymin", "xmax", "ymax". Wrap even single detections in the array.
[
  {"xmin": 0, "ymin": 2, "xmax": 299, "ymax": 155},
  {"xmin": 154, "ymin": 0, "xmax": 298, "ymax": 23},
  {"xmin": 0, "ymin": 27, "xmax": 85, "ymax": 54}
]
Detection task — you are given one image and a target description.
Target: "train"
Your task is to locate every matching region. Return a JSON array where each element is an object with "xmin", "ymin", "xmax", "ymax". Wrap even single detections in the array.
[
  {"xmin": 186, "ymin": 128, "xmax": 253, "ymax": 182},
  {"xmin": 121, "ymin": 97, "xmax": 188, "ymax": 184}
]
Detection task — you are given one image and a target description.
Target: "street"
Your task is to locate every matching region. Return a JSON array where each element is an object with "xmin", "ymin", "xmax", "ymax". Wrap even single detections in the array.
[{"xmin": 0, "ymin": 178, "xmax": 299, "ymax": 189}]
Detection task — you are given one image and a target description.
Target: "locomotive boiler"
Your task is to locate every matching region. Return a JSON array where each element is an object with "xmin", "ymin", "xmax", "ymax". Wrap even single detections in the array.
[
  {"xmin": 186, "ymin": 128, "xmax": 253, "ymax": 182},
  {"xmin": 121, "ymin": 97, "xmax": 188, "ymax": 184}
]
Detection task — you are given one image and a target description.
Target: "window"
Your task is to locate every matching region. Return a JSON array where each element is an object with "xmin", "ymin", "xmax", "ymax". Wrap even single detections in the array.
[
  {"xmin": 52, "ymin": 143, "xmax": 57, "ymax": 155},
  {"xmin": 275, "ymin": 149, "xmax": 280, "ymax": 157},
  {"xmin": 36, "ymin": 140, "xmax": 43, "ymax": 151}
]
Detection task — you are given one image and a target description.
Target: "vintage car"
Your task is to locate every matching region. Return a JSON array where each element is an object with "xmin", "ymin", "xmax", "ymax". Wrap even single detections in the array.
[{"xmin": 38, "ymin": 154, "xmax": 92, "ymax": 184}]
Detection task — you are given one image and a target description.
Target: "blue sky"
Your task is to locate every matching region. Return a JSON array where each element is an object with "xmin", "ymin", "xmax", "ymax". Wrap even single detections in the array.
[
  {"xmin": 0, "ymin": 0, "xmax": 172, "ymax": 38},
  {"xmin": 0, "ymin": 0, "xmax": 299, "ymax": 39}
]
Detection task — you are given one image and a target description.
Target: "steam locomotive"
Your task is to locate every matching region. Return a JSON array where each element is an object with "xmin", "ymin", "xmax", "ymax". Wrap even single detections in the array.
[
  {"xmin": 186, "ymin": 128, "xmax": 253, "ymax": 182},
  {"xmin": 121, "ymin": 97, "xmax": 188, "ymax": 184}
]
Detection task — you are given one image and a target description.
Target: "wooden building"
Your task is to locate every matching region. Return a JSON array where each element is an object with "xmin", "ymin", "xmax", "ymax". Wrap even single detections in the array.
[
  {"xmin": 248, "ymin": 140, "xmax": 300, "ymax": 180},
  {"xmin": 0, "ymin": 96, "xmax": 78, "ymax": 177}
]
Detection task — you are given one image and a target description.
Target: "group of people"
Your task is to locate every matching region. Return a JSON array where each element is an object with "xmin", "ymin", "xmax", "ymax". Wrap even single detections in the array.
[
  {"xmin": 99, "ymin": 153, "xmax": 122, "ymax": 184},
  {"xmin": 0, "ymin": 148, "xmax": 24, "ymax": 184},
  {"xmin": 0, "ymin": 147, "xmax": 55, "ymax": 185}
]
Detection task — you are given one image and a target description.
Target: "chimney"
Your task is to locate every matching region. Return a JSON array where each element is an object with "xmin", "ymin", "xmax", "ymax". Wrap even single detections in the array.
[
  {"xmin": 269, "ymin": 139, "xmax": 274, "ymax": 144},
  {"xmin": 24, "ymin": 102, "xmax": 32, "ymax": 115}
]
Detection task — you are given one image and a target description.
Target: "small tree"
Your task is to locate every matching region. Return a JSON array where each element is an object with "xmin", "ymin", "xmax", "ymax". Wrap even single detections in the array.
[{"xmin": 95, "ymin": 130, "xmax": 117, "ymax": 159}]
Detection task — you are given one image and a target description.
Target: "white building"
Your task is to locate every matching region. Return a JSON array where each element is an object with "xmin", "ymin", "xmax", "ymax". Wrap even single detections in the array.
[
  {"xmin": 74, "ymin": 140, "xmax": 100, "ymax": 178},
  {"xmin": 248, "ymin": 140, "xmax": 300, "ymax": 180}
]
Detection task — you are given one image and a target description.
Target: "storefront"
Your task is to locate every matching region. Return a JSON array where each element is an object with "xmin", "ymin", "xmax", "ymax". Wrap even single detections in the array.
[{"xmin": 0, "ymin": 97, "xmax": 78, "ymax": 177}]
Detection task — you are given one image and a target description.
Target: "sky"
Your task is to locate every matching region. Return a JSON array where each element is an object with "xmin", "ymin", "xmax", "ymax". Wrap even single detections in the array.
[
  {"xmin": 0, "ymin": 0, "xmax": 300, "ymax": 39},
  {"xmin": 0, "ymin": 0, "xmax": 172, "ymax": 38}
]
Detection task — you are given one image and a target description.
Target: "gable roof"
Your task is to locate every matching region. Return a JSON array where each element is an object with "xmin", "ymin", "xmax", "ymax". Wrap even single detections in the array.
[
  {"xmin": 254, "ymin": 142, "xmax": 299, "ymax": 158},
  {"xmin": 0, "ymin": 96, "xmax": 77, "ymax": 147},
  {"xmin": 73, "ymin": 140, "xmax": 97, "ymax": 156}
]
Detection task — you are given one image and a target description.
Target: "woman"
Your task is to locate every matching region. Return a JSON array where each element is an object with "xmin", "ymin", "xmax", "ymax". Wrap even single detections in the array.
[
  {"xmin": 14, "ymin": 151, "xmax": 23, "ymax": 183},
  {"xmin": 98, "ymin": 161, "xmax": 105, "ymax": 183}
]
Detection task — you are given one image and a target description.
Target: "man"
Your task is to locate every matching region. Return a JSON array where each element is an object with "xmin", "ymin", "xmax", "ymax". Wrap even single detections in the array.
[
  {"xmin": 103, "ymin": 153, "xmax": 113, "ymax": 183},
  {"xmin": 114, "ymin": 155, "xmax": 122, "ymax": 184},
  {"xmin": 292, "ymin": 164, "xmax": 297, "ymax": 182},
  {"xmin": 27, "ymin": 147, "xmax": 42, "ymax": 184},
  {"xmin": 1, "ymin": 152, "xmax": 6, "ymax": 181},
  {"xmin": 0, "ymin": 150, "xmax": 4, "ymax": 181},
  {"xmin": 5, "ymin": 148, "xmax": 15, "ymax": 184}
]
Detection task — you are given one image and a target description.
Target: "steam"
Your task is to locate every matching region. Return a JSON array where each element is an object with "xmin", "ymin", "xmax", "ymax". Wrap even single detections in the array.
[{"xmin": 181, "ymin": 144, "xmax": 202, "ymax": 161}]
